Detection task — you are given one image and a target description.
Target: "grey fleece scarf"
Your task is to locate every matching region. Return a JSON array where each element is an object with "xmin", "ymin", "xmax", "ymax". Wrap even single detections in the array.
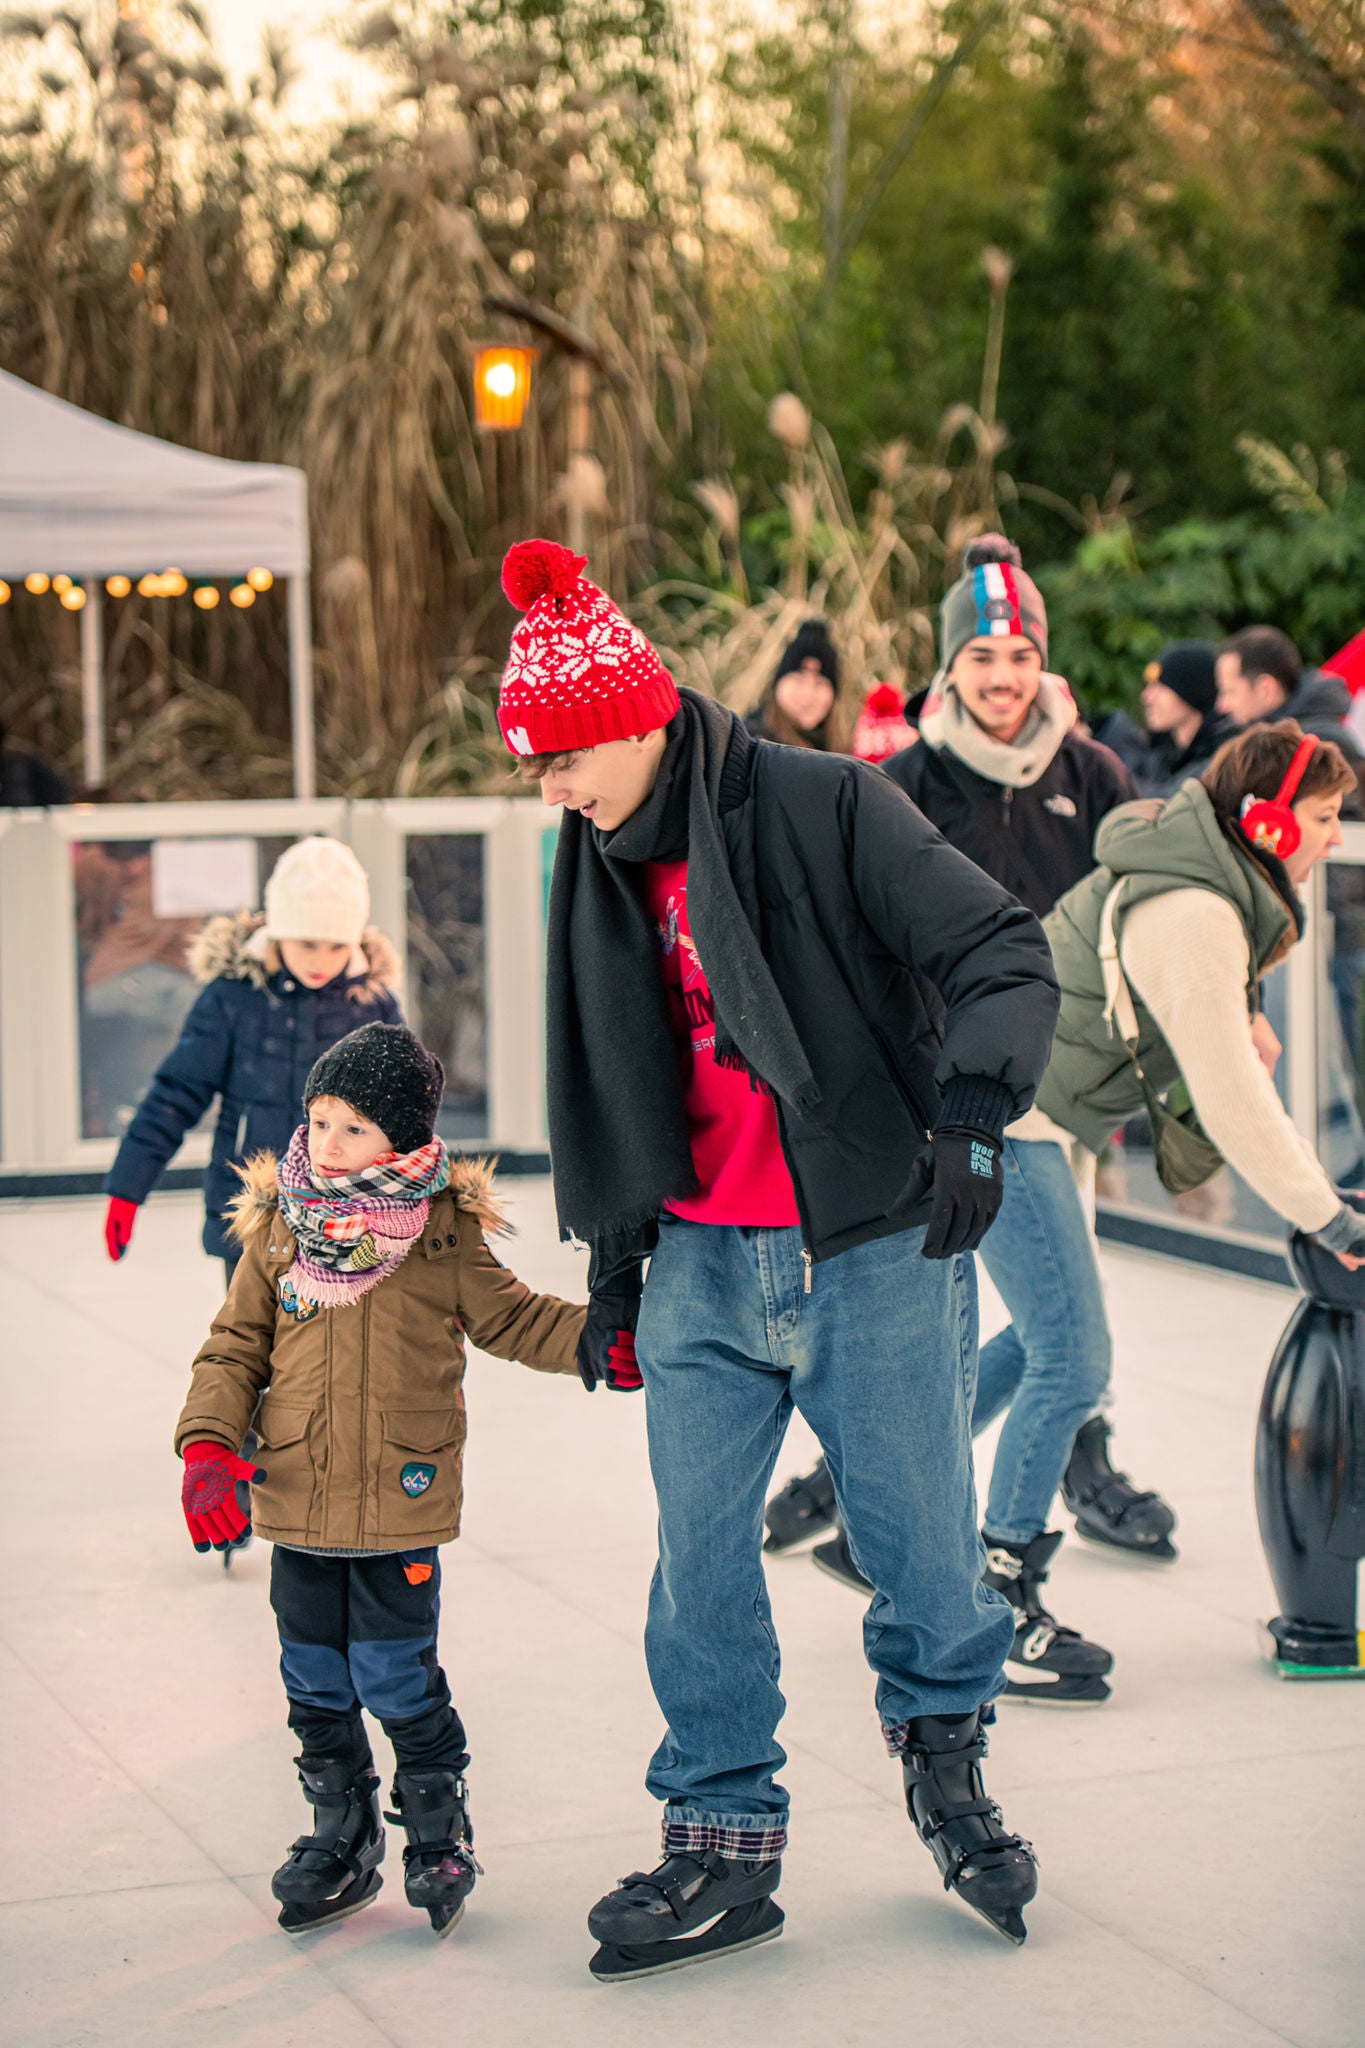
[{"xmin": 544, "ymin": 689, "xmax": 821, "ymax": 1247}]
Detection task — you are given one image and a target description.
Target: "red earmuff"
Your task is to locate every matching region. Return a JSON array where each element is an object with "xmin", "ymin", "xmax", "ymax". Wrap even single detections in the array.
[{"xmin": 1240, "ymin": 735, "xmax": 1318, "ymax": 859}]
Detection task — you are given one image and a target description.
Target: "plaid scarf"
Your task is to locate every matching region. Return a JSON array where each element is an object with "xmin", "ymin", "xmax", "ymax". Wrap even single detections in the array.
[{"xmin": 275, "ymin": 1125, "xmax": 449, "ymax": 1312}]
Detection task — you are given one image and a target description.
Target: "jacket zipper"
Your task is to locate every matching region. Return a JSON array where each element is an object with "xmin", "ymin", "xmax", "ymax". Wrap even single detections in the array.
[
  {"xmin": 773, "ymin": 1105, "xmax": 816, "ymax": 1280},
  {"xmin": 870, "ymin": 1025, "xmax": 933, "ymax": 1139},
  {"xmin": 1002, "ymin": 787, "xmax": 1014, "ymax": 829},
  {"xmin": 356, "ymin": 1289, "xmax": 371, "ymax": 1547}
]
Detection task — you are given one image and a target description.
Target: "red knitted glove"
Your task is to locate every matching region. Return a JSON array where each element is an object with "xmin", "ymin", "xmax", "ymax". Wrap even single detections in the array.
[
  {"xmin": 604, "ymin": 1325, "xmax": 642, "ymax": 1392},
  {"xmin": 181, "ymin": 1440, "xmax": 268, "ymax": 1552},
  {"xmin": 104, "ymin": 1197, "xmax": 138, "ymax": 1262}
]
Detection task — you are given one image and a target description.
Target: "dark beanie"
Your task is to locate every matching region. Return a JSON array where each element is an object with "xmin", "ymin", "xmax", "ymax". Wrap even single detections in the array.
[
  {"xmin": 774, "ymin": 617, "xmax": 840, "ymax": 691},
  {"xmin": 1152, "ymin": 640, "xmax": 1218, "ymax": 717},
  {"xmin": 304, "ymin": 1024, "xmax": 445, "ymax": 1155}
]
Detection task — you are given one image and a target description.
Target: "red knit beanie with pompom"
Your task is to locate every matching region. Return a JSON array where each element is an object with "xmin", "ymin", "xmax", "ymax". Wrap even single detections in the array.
[{"xmin": 497, "ymin": 538, "xmax": 680, "ymax": 756}]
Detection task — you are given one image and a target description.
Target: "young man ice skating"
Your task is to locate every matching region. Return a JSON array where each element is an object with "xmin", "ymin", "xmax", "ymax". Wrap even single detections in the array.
[{"xmin": 496, "ymin": 539, "xmax": 1060, "ymax": 1976}]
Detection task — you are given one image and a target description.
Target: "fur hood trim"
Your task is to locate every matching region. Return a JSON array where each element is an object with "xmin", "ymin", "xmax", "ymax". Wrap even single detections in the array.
[
  {"xmin": 187, "ymin": 910, "xmax": 400, "ymax": 1002},
  {"xmin": 225, "ymin": 1148, "xmax": 510, "ymax": 1246}
]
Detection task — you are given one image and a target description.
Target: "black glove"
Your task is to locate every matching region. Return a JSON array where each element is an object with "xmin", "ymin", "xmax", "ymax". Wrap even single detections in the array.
[
  {"xmin": 577, "ymin": 1272, "xmax": 644, "ymax": 1393},
  {"xmin": 902, "ymin": 1127, "xmax": 1004, "ymax": 1259},
  {"xmin": 1312, "ymin": 1201, "xmax": 1365, "ymax": 1260}
]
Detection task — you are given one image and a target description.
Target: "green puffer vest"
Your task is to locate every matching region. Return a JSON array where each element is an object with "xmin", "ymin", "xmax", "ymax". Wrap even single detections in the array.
[{"xmin": 1032, "ymin": 779, "xmax": 1299, "ymax": 1154}]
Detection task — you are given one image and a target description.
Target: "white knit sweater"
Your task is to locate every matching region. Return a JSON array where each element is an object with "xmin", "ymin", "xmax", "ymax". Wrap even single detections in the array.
[{"xmin": 1010, "ymin": 887, "xmax": 1339, "ymax": 1233}]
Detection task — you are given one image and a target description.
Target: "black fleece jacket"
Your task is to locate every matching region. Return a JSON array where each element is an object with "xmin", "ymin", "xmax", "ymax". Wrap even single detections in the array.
[
  {"xmin": 882, "ymin": 729, "xmax": 1137, "ymax": 920},
  {"xmin": 706, "ymin": 721, "xmax": 1059, "ymax": 1261}
]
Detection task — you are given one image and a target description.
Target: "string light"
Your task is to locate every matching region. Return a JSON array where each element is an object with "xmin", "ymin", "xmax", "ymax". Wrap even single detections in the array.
[
  {"xmin": 137, "ymin": 572, "xmax": 159, "ymax": 597},
  {"xmin": 192, "ymin": 584, "xmax": 220, "ymax": 610},
  {"xmin": 0, "ymin": 581, "xmax": 10, "ymax": 604},
  {"xmin": 229, "ymin": 583, "xmax": 255, "ymax": 608},
  {"xmin": 60, "ymin": 583, "xmax": 87, "ymax": 611},
  {"xmin": 246, "ymin": 567, "xmax": 273, "ymax": 592},
  {"xmin": 106, "ymin": 575, "xmax": 132, "ymax": 598},
  {"xmin": 52, "ymin": 573, "xmax": 73, "ymax": 594},
  {"xmin": 162, "ymin": 569, "xmax": 188, "ymax": 597},
  {"xmin": 25, "ymin": 573, "xmax": 50, "ymax": 594}
]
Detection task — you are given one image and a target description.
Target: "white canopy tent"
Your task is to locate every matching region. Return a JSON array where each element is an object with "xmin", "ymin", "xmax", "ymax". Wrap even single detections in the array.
[{"xmin": 0, "ymin": 369, "xmax": 315, "ymax": 796}]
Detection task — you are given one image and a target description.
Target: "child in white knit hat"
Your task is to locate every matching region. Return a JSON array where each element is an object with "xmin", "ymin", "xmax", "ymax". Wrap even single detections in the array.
[{"xmin": 104, "ymin": 836, "xmax": 404, "ymax": 1283}]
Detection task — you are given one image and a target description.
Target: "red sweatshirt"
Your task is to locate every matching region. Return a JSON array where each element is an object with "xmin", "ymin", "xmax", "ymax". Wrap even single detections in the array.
[{"xmin": 641, "ymin": 858, "xmax": 799, "ymax": 1226}]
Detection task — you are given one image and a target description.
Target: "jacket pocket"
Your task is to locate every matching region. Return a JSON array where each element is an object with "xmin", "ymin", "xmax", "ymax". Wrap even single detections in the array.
[
  {"xmin": 871, "ymin": 1026, "xmax": 933, "ymax": 1138},
  {"xmin": 251, "ymin": 1399, "xmax": 316, "ymax": 1531},
  {"xmin": 378, "ymin": 1407, "xmax": 464, "ymax": 1533}
]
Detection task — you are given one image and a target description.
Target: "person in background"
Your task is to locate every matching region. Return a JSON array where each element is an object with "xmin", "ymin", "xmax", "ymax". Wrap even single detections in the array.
[
  {"xmin": 746, "ymin": 618, "xmax": 850, "ymax": 753},
  {"xmin": 103, "ymin": 836, "xmax": 402, "ymax": 1284},
  {"xmin": 851, "ymin": 682, "xmax": 916, "ymax": 765},
  {"xmin": 1131, "ymin": 642, "xmax": 1235, "ymax": 798},
  {"xmin": 769, "ymin": 537, "xmax": 1164, "ymax": 1615},
  {"xmin": 0, "ymin": 719, "xmax": 68, "ymax": 805}
]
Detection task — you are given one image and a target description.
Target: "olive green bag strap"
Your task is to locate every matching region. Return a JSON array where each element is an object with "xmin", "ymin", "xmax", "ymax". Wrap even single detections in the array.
[{"xmin": 1098, "ymin": 880, "xmax": 1225, "ymax": 1195}]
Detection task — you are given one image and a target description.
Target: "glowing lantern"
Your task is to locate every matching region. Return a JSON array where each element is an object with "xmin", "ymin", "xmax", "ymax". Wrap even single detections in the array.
[
  {"xmin": 193, "ymin": 585, "xmax": 220, "ymax": 610},
  {"xmin": 60, "ymin": 583, "xmax": 87, "ymax": 611},
  {"xmin": 25, "ymin": 573, "xmax": 50, "ymax": 595},
  {"xmin": 472, "ymin": 343, "xmax": 536, "ymax": 431},
  {"xmin": 246, "ymin": 566, "xmax": 274, "ymax": 592},
  {"xmin": 106, "ymin": 575, "xmax": 132, "ymax": 598}
]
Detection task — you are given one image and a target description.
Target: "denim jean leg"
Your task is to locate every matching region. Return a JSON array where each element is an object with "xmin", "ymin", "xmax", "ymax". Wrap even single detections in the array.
[
  {"xmin": 783, "ymin": 1227, "xmax": 1013, "ymax": 1743},
  {"xmin": 637, "ymin": 1216, "xmax": 794, "ymax": 1859},
  {"xmin": 976, "ymin": 1139, "xmax": 1113, "ymax": 1544},
  {"xmin": 973, "ymin": 1322, "xmax": 1028, "ymax": 1434}
]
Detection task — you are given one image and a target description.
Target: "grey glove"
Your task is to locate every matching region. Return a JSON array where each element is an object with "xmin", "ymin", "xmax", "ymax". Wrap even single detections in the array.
[{"xmin": 1312, "ymin": 1202, "xmax": 1365, "ymax": 1259}]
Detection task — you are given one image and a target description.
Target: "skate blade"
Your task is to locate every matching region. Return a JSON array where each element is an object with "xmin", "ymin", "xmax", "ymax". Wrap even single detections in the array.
[
  {"xmin": 590, "ymin": 1899, "xmax": 784, "ymax": 1983},
  {"xmin": 1071, "ymin": 1524, "xmax": 1177, "ymax": 1566},
  {"xmin": 429, "ymin": 1899, "xmax": 467, "ymax": 1938},
  {"xmin": 277, "ymin": 1872, "xmax": 383, "ymax": 1934},
  {"xmin": 960, "ymin": 1895, "xmax": 1028, "ymax": 1946},
  {"xmin": 1001, "ymin": 1675, "xmax": 1112, "ymax": 1707}
]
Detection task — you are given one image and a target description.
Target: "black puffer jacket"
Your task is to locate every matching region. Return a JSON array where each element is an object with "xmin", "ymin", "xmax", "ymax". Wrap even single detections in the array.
[
  {"xmin": 882, "ymin": 730, "xmax": 1137, "ymax": 919},
  {"xmin": 1132, "ymin": 710, "xmax": 1238, "ymax": 799},
  {"xmin": 717, "ymin": 724, "xmax": 1059, "ymax": 1262}
]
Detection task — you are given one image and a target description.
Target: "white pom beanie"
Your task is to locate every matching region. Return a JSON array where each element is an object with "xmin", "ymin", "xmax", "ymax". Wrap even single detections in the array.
[{"xmin": 259, "ymin": 837, "xmax": 371, "ymax": 947}]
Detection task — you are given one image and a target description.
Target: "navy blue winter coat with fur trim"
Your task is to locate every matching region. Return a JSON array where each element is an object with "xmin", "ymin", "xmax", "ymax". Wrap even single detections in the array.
[{"xmin": 104, "ymin": 914, "xmax": 402, "ymax": 1260}]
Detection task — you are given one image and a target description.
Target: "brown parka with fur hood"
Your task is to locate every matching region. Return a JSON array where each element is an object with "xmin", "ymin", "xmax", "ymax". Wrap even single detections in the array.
[{"xmin": 175, "ymin": 1153, "xmax": 585, "ymax": 1550}]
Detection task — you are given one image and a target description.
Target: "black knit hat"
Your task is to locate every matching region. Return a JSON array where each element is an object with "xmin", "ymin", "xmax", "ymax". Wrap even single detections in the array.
[
  {"xmin": 1152, "ymin": 640, "xmax": 1218, "ymax": 717},
  {"xmin": 304, "ymin": 1024, "xmax": 445, "ymax": 1154},
  {"xmin": 774, "ymin": 618, "xmax": 840, "ymax": 691}
]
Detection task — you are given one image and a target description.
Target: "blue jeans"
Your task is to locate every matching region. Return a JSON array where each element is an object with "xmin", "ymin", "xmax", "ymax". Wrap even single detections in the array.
[
  {"xmin": 974, "ymin": 1138, "xmax": 1112, "ymax": 1544},
  {"xmin": 636, "ymin": 1215, "xmax": 1012, "ymax": 1857}
]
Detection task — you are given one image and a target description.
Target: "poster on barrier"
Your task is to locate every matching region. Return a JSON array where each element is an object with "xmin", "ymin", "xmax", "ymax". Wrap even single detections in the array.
[{"xmin": 150, "ymin": 837, "xmax": 258, "ymax": 919}]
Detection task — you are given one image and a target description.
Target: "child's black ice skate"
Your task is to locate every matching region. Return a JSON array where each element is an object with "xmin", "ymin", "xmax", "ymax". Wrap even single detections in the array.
[
  {"xmin": 811, "ymin": 1525, "xmax": 873, "ymax": 1594},
  {"xmin": 764, "ymin": 1457, "xmax": 837, "ymax": 1554},
  {"xmin": 1063, "ymin": 1415, "xmax": 1177, "ymax": 1561},
  {"xmin": 587, "ymin": 1849, "xmax": 784, "ymax": 1981},
  {"xmin": 271, "ymin": 1757, "xmax": 385, "ymax": 1933},
  {"xmin": 902, "ymin": 1711, "xmax": 1038, "ymax": 1946},
  {"xmin": 984, "ymin": 1532, "xmax": 1114, "ymax": 1705},
  {"xmin": 385, "ymin": 1767, "xmax": 482, "ymax": 1936}
]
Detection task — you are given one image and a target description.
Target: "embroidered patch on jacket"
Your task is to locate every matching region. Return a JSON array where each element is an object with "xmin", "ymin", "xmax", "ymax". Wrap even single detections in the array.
[
  {"xmin": 400, "ymin": 1461, "xmax": 437, "ymax": 1497},
  {"xmin": 1043, "ymin": 793, "xmax": 1077, "ymax": 817},
  {"xmin": 970, "ymin": 1140, "xmax": 996, "ymax": 1179},
  {"xmin": 277, "ymin": 1276, "xmax": 320, "ymax": 1322}
]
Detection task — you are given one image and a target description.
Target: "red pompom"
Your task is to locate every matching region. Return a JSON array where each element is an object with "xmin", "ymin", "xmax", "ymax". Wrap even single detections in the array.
[
  {"xmin": 501, "ymin": 538, "xmax": 588, "ymax": 612},
  {"xmin": 863, "ymin": 683, "xmax": 904, "ymax": 716}
]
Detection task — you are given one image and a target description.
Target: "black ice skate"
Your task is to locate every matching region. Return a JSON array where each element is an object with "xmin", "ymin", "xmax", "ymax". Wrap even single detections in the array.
[
  {"xmin": 385, "ymin": 1767, "xmax": 482, "ymax": 1936},
  {"xmin": 902, "ymin": 1710, "xmax": 1038, "ymax": 1946},
  {"xmin": 811, "ymin": 1525, "xmax": 873, "ymax": 1594},
  {"xmin": 764, "ymin": 1458, "xmax": 837, "ymax": 1554},
  {"xmin": 1063, "ymin": 1416, "xmax": 1177, "ymax": 1562},
  {"xmin": 984, "ymin": 1532, "xmax": 1114, "ymax": 1705},
  {"xmin": 587, "ymin": 1850, "xmax": 784, "ymax": 1982},
  {"xmin": 271, "ymin": 1757, "xmax": 385, "ymax": 1933}
]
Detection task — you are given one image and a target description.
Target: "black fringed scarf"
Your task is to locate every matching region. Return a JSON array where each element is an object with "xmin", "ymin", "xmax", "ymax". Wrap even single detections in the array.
[{"xmin": 544, "ymin": 689, "xmax": 822, "ymax": 1246}]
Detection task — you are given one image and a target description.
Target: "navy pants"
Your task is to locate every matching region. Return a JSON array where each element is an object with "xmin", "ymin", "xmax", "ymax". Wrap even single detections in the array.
[{"xmin": 269, "ymin": 1547, "xmax": 468, "ymax": 1772}]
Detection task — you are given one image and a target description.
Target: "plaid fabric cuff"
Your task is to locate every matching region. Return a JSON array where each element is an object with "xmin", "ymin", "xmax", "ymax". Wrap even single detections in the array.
[{"xmin": 662, "ymin": 1819, "xmax": 787, "ymax": 1862}]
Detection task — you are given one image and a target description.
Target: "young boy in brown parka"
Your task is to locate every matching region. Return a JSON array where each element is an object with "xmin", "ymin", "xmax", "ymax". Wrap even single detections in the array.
[{"xmin": 174, "ymin": 1022, "xmax": 641, "ymax": 1938}]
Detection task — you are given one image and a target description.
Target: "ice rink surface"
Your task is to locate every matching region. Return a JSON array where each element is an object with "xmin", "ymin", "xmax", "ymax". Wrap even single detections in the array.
[{"xmin": 2, "ymin": 1181, "xmax": 1361, "ymax": 2048}]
